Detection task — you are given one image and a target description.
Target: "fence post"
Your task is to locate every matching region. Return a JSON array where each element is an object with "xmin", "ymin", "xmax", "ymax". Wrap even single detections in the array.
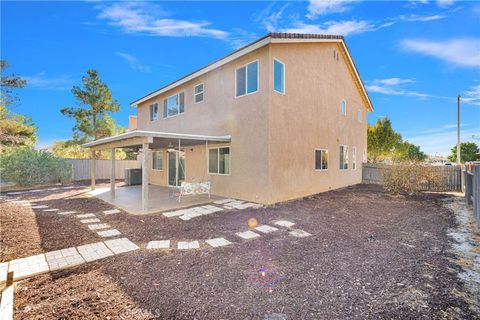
[
  {"xmin": 465, "ymin": 171, "xmax": 473, "ymax": 205},
  {"xmin": 473, "ymin": 166, "xmax": 480, "ymax": 224}
]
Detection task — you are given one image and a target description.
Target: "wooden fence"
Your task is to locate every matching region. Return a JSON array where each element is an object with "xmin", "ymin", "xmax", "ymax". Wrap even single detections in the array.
[
  {"xmin": 65, "ymin": 159, "xmax": 140, "ymax": 181},
  {"xmin": 362, "ymin": 163, "xmax": 462, "ymax": 191},
  {"xmin": 464, "ymin": 165, "xmax": 480, "ymax": 223}
]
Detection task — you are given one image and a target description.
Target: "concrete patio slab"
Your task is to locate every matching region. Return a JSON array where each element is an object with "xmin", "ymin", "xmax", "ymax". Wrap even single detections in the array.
[
  {"xmin": 205, "ymin": 238, "xmax": 232, "ymax": 248},
  {"xmin": 76, "ymin": 213, "xmax": 96, "ymax": 218},
  {"xmin": 255, "ymin": 225, "xmax": 279, "ymax": 234},
  {"xmin": 77, "ymin": 242, "xmax": 114, "ymax": 262},
  {"xmin": 289, "ymin": 229, "xmax": 311, "ymax": 238},
  {"xmin": 177, "ymin": 241, "xmax": 200, "ymax": 250},
  {"xmin": 97, "ymin": 229, "xmax": 122, "ymax": 238},
  {"xmin": 103, "ymin": 209, "xmax": 120, "ymax": 215},
  {"xmin": 104, "ymin": 238, "xmax": 139, "ymax": 254},
  {"xmin": 87, "ymin": 223, "xmax": 111, "ymax": 231},
  {"xmin": 146, "ymin": 240, "xmax": 171, "ymax": 249},
  {"xmin": 8, "ymin": 254, "xmax": 49, "ymax": 280},
  {"xmin": 274, "ymin": 220, "xmax": 296, "ymax": 228},
  {"xmin": 236, "ymin": 231, "xmax": 261, "ymax": 240},
  {"xmin": 80, "ymin": 218, "xmax": 101, "ymax": 224},
  {"xmin": 45, "ymin": 247, "xmax": 86, "ymax": 271},
  {"xmin": 90, "ymin": 185, "xmax": 225, "ymax": 215}
]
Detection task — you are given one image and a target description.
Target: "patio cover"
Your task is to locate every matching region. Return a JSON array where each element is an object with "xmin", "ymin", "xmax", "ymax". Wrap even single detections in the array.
[{"xmin": 81, "ymin": 130, "xmax": 231, "ymax": 212}]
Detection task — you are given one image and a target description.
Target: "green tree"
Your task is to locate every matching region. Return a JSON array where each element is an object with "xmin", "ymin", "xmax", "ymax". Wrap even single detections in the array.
[
  {"xmin": 51, "ymin": 140, "xmax": 135, "ymax": 160},
  {"xmin": 448, "ymin": 142, "xmax": 480, "ymax": 163},
  {"xmin": 61, "ymin": 69, "xmax": 120, "ymax": 159},
  {"xmin": 367, "ymin": 117, "xmax": 403, "ymax": 162},
  {"xmin": 0, "ymin": 60, "xmax": 37, "ymax": 151},
  {"xmin": 396, "ymin": 141, "xmax": 427, "ymax": 162}
]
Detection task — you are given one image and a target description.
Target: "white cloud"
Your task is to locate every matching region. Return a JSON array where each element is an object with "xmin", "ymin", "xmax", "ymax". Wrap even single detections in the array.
[
  {"xmin": 115, "ymin": 52, "xmax": 151, "ymax": 73},
  {"xmin": 437, "ymin": 0, "xmax": 455, "ymax": 8},
  {"xmin": 462, "ymin": 84, "xmax": 480, "ymax": 106},
  {"xmin": 406, "ymin": 127, "xmax": 478, "ymax": 156},
  {"xmin": 306, "ymin": 0, "xmax": 359, "ymax": 18},
  {"xmin": 23, "ymin": 72, "xmax": 76, "ymax": 90},
  {"xmin": 398, "ymin": 14, "xmax": 446, "ymax": 21},
  {"xmin": 400, "ymin": 38, "xmax": 480, "ymax": 68},
  {"xmin": 96, "ymin": 2, "xmax": 229, "ymax": 39},
  {"xmin": 283, "ymin": 20, "xmax": 375, "ymax": 36},
  {"xmin": 366, "ymin": 78, "xmax": 433, "ymax": 98}
]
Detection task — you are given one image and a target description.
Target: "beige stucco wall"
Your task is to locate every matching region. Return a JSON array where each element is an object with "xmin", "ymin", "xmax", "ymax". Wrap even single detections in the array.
[
  {"xmin": 138, "ymin": 46, "xmax": 271, "ymax": 203},
  {"xmin": 266, "ymin": 42, "xmax": 369, "ymax": 203},
  {"xmin": 135, "ymin": 42, "xmax": 370, "ymax": 204}
]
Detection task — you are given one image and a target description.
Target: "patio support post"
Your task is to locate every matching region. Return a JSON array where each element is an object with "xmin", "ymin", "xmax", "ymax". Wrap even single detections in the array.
[
  {"xmin": 176, "ymin": 139, "xmax": 180, "ymax": 186},
  {"xmin": 90, "ymin": 150, "xmax": 96, "ymax": 190},
  {"xmin": 110, "ymin": 148, "xmax": 115, "ymax": 199},
  {"xmin": 205, "ymin": 141, "xmax": 208, "ymax": 175},
  {"xmin": 142, "ymin": 143, "xmax": 149, "ymax": 212}
]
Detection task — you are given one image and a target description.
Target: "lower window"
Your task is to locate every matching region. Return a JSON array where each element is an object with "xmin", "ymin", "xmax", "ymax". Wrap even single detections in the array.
[
  {"xmin": 339, "ymin": 145, "xmax": 348, "ymax": 170},
  {"xmin": 315, "ymin": 149, "xmax": 328, "ymax": 170},
  {"xmin": 208, "ymin": 147, "xmax": 230, "ymax": 175}
]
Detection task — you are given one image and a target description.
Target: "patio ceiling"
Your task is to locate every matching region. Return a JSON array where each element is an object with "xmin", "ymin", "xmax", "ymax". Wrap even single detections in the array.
[{"xmin": 81, "ymin": 130, "xmax": 231, "ymax": 150}]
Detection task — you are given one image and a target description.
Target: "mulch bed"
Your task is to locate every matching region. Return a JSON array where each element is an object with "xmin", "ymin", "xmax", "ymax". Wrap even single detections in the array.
[{"xmin": 6, "ymin": 184, "xmax": 478, "ymax": 319}]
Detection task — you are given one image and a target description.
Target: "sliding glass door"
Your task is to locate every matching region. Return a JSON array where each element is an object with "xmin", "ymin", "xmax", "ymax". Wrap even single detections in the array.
[{"xmin": 168, "ymin": 150, "xmax": 185, "ymax": 186}]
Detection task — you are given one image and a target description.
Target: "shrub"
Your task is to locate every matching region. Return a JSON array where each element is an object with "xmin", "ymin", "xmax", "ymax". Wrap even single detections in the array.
[
  {"xmin": 0, "ymin": 147, "xmax": 72, "ymax": 186},
  {"xmin": 382, "ymin": 162, "xmax": 444, "ymax": 194}
]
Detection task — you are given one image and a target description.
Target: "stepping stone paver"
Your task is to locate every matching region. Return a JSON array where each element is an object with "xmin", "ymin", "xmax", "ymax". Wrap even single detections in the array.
[
  {"xmin": 21, "ymin": 203, "xmax": 32, "ymax": 207},
  {"xmin": 146, "ymin": 240, "xmax": 171, "ymax": 249},
  {"xmin": 88, "ymin": 223, "xmax": 111, "ymax": 230},
  {"xmin": 103, "ymin": 209, "xmax": 120, "ymax": 215},
  {"xmin": 0, "ymin": 284, "xmax": 14, "ymax": 320},
  {"xmin": 274, "ymin": 220, "xmax": 296, "ymax": 228},
  {"xmin": 236, "ymin": 230, "xmax": 261, "ymax": 240},
  {"xmin": 205, "ymin": 237, "xmax": 232, "ymax": 248},
  {"xmin": 31, "ymin": 205, "xmax": 49, "ymax": 209},
  {"xmin": 163, "ymin": 210, "xmax": 186, "ymax": 218},
  {"xmin": 255, "ymin": 225, "xmax": 279, "ymax": 234},
  {"xmin": 77, "ymin": 242, "xmax": 114, "ymax": 262},
  {"xmin": 213, "ymin": 198, "xmax": 236, "ymax": 204},
  {"xmin": 42, "ymin": 208, "xmax": 59, "ymax": 212},
  {"xmin": 76, "ymin": 213, "xmax": 96, "ymax": 218},
  {"xmin": 289, "ymin": 229, "xmax": 312, "ymax": 238},
  {"xmin": 58, "ymin": 211, "xmax": 77, "ymax": 215},
  {"xmin": 179, "ymin": 215, "xmax": 191, "ymax": 221},
  {"xmin": 97, "ymin": 229, "xmax": 122, "ymax": 238},
  {"xmin": 12, "ymin": 200, "xmax": 29, "ymax": 204},
  {"xmin": 104, "ymin": 238, "xmax": 139, "ymax": 254},
  {"xmin": 45, "ymin": 247, "xmax": 85, "ymax": 271},
  {"xmin": 80, "ymin": 218, "xmax": 101, "ymax": 224},
  {"xmin": 177, "ymin": 241, "xmax": 200, "ymax": 250},
  {"xmin": 0, "ymin": 262, "xmax": 8, "ymax": 284},
  {"xmin": 8, "ymin": 254, "xmax": 49, "ymax": 280}
]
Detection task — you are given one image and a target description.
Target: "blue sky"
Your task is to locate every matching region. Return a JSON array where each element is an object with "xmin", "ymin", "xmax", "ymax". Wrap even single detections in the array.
[{"xmin": 2, "ymin": 0, "xmax": 479, "ymax": 156}]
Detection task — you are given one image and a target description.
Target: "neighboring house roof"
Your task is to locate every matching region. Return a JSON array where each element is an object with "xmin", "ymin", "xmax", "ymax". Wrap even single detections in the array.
[{"xmin": 130, "ymin": 33, "xmax": 373, "ymax": 111}]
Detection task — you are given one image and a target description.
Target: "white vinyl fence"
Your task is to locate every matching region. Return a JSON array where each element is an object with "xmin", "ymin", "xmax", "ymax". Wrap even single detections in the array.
[{"xmin": 66, "ymin": 158, "xmax": 141, "ymax": 181}]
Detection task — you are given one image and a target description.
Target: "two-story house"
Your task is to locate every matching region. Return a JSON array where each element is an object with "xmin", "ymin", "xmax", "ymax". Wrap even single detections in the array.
[{"xmin": 84, "ymin": 33, "xmax": 373, "ymax": 211}]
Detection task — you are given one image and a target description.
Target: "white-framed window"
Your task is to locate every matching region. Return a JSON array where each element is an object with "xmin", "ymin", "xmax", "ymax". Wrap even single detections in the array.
[
  {"xmin": 339, "ymin": 145, "xmax": 348, "ymax": 170},
  {"xmin": 273, "ymin": 58, "xmax": 285, "ymax": 94},
  {"xmin": 163, "ymin": 92, "xmax": 185, "ymax": 118},
  {"xmin": 357, "ymin": 110, "xmax": 362, "ymax": 122},
  {"xmin": 152, "ymin": 151, "xmax": 163, "ymax": 170},
  {"xmin": 194, "ymin": 83, "xmax": 204, "ymax": 104},
  {"xmin": 236, "ymin": 60, "xmax": 258, "ymax": 97},
  {"xmin": 352, "ymin": 147, "xmax": 356, "ymax": 170},
  {"xmin": 341, "ymin": 100, "xmax": 347, "ymax": 115},
  {"xmin": 315, "ymin": 149, "xmax": 328, "ymax": 171},
  {"xmin": 363, "ymin": 149, "xmax": 367, "ymax": 163},
  {"xmin": 150, "ymin": 103, "xmax": 158, "ymax": 121},
  {"xmin": 208, "ymin": 147, "xmax": 230, "ymax": 175}
]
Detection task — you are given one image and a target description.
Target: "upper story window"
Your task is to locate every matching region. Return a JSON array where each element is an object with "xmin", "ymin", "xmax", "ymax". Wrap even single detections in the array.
[
  {"xmin": 150, "ymin": 103, "xmax": 158, "ymax": 121},
  {"xmin": 163, "ymin": 92, "xmax": 185, "ymax": 118},
  {"xmin": 152, "ymin": 151, "xmax": 163, "ymax": 170},
  {"xmin": 236, "ymin": 60, "xmax": 258, "ymax": 97},
  {"xmin": 273, "ymin": 58, "xmax": 285, "ymax": 94},
  {"xmin": 194, "ymin": 83, "xmax": 204, "ymax": 104},
  {"xmin": 339, "ymin": 145, "xmax": 348, "ymax": 170},
  {"xmin": 357, "ymin": 110, "xmax": 362, "ymax": 122},
  {"xmin": 341, "ymin": 100, "xmax": 347, "ymax": 116},
  {"xmin": 315, "ymin": 149, "xmax": 328, "ymax": 171}
]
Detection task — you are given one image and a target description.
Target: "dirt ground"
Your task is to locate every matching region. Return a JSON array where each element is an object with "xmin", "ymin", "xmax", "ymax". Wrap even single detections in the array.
[{"xmin": 2, "ymin": 183, "xmax": 478, "ymax": 319}]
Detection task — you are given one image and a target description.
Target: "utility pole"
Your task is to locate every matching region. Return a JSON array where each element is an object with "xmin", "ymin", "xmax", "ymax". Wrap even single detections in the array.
[{"xmin": 457, "ymin": 95, "xmax": 461, "ymax": 165}]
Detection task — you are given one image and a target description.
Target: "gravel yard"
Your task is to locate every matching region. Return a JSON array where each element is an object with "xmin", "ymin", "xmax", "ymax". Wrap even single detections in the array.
[{"xmin": 2, "ymin": 183, "xmax": 478, "ymax": 319}]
